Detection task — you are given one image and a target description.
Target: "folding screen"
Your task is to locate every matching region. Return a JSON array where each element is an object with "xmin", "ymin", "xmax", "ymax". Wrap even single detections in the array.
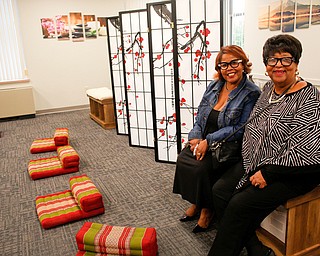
[
  {"xmin": 148, "ymin": 0, "xmax": 223, "ymax": 163},
  {"xmin": 147, "ymin": 1, "xmax": 180, "ymax": 162},
  {"xmin": 106, "ymin": 16, "xmax": 128, "ymax": 135},
  {"xmin": 176, "ymin": 0, "xmax": 223, "ymax": 147},
  {"xmin": 120, "ymin": 10, "xmax": 154, "ymax": 148}
]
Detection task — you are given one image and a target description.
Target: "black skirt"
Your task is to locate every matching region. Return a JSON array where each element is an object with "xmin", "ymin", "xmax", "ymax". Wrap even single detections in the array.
[{"xmin": 173, "ymin": 146, "xmax": 225, "ymax": 209}]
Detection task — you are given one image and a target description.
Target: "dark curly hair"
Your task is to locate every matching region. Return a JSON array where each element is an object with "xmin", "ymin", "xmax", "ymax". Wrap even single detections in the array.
[
  {"xmin": 214, "ymin": 45, "xmax": 252, "ymax": 81},
  {"xmin": 262, "ymin": 34, "xmax": 302, "ymax": 66}
]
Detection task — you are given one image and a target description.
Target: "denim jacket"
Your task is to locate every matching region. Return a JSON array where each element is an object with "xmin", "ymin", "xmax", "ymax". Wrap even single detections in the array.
[{"xmin": 188, "ymin": 75, "xmax": 261, "ymax": 146}]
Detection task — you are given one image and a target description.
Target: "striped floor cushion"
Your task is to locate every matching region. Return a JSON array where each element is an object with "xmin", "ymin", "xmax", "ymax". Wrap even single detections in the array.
[
  {"xmin": 76, "ymin": 222, "xmax": 158, "ymax": 256},
  {"xmin": 54, "ymin": 128, "xmax": 69, "ymax": 146},
  {"xmin": 57, "ymin": 145, "xmax": 80, "ymax": 168},
  {"xmin": 76, "ymin": 251, "xmax": 118, "ymax": 256},
  {"xmin": 70, "ymin": 175, "xmax": 103, "ymax": 212},
  {"xmin": 36, "ymin": 190, "xmax": 105, "ymax": 229},
  {"xmin": 28, "ymin": 156, "xmax": 79, "ymax": 180},
  {"xmin": 30, "ymin": 138, "xmax": 57, "ymax": 154}
]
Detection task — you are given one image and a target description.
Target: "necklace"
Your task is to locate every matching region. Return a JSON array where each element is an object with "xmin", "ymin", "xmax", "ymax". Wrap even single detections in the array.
[{"xmin": 268, "ymin": 78, "xmax": 299, "ymax": 104}]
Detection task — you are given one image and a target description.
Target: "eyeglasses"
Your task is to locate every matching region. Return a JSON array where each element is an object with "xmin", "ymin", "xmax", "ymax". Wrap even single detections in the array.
[
  {"xmin": 266, "ymin": 57, "xmax": 295, "ymax": 67},
  {"xmin": 218, "ymin": 59, "xmax": 243, "ymax": 70}
]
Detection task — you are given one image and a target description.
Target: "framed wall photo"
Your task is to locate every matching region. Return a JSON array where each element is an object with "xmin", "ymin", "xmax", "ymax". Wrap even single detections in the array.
[
  {"xmin": 83, "ymin": 15, "xmax": 97, "ymax": 39},
  {"xmin": 258, "ymin": 6, "xmax": 270, "ymax": 29},
  {"xmin": 311, "ymin": 0, "xmax": 320, "ymax": 25},
  {"xmin": 97, "ymin": 17, "xmax": 107, "ymax": 36},
  {"xmin": 70, "ymin": 12, "xmax": 84, "ymax": 42},
  {"xmin": 282, "ymin": 0, "xmax": 295, "ymax": 32},
  {"xmin": 296, "ymin": 0, "xmax": 311, "ymax": 29},
  {"xmin": 41, "ymin": 18, "xmax": 56, "ymax": 39},
  {"xmin": 269, "ymin": 1, "xmax": 281, "ymax": 31},
  {"xmin": 55, "ymin": 15, "xmax": 70, "ymax": 41}
]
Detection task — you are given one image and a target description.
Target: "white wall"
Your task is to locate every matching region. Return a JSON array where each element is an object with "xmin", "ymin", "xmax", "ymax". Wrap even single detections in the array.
[
  {"xmin": 16, "ymin": 0, "xmax": 165, "ymax": 113},
  {"xmin": 244, "ymin": 0, "xmax": 320, "ymax": 86},
  {"xmin": 15, "ymin": 0, "xmax": 320, "ymax": 113},
  {"xmin": 16, "ymin": 0, "xmax": 126, "ymax": 112}
]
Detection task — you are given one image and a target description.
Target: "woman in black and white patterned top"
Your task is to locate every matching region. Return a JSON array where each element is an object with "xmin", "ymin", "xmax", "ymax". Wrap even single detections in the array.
[{"xmin": 208, "ymin": 34, "xmax": 320, "ymax": 256}]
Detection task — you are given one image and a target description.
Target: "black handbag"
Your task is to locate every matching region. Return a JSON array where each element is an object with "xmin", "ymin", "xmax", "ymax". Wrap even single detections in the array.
[
  {"xmin": 209, "ymin": 97, "xmax": 276, "ymax": 164},
  {"xmin": 210, "ymin": 140, "xmax": 241, "ymax": 163}
]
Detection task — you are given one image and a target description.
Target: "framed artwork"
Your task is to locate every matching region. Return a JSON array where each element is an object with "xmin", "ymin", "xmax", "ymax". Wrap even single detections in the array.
[
  {"xmin": 258, "ymin": 6, "xmax": 270, "ymax": 29},
  {"xmin": 282, "ymin": 0, "xmax": 295, "ymax": 32},
  {"xmin": 296, "ymin": 0, "xmax": 311, "ymax": 29},
  {"xmin": 269, "ymin": 1, "xmax": 281, "ymax": 31},
  {"xmin": 83, "ymin": 15, "xmax": 97, "ymax": 39},
  {"xmin": 41, "ymin": 18, "xmax": 56, "ymax": 39},
  {"xmin": 55, "ymin": 15, "xmax": 70, "ymax": 41},
  {"xmin": 120, "ymin": 9, "xmax": 154, "ymax": 148},
  {"xmin": 70, "ymin": 12, "xmax": 84, "ymax": 42},
  {"xmin": 311, "ymin": 0, "xmax": 320, "ymax": 25},
  {"xmin": 97, "ymin": 17, "xmax": 108, "ymax": 36},
  {"xmin": 106, "ymin": 16, "xmax": 128, "ymax": 135}
]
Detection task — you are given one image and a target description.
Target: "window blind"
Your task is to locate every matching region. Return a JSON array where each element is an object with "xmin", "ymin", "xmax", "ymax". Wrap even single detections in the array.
[{"xmin": 0, "ymin": 0, "xmax": 27, "ymax": 83}]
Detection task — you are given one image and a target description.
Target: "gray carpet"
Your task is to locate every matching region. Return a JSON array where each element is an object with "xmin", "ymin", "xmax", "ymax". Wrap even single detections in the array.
[{"xmin": 0, "ymin": 109, "xmax": 223, "ymax": 256}]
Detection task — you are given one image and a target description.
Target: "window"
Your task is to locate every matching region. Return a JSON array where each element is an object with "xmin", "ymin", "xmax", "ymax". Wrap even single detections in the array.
[
  {"xmin": 0, "ymin": 0, "xmax": 27, "ymax": 83},
  {"xmin": 224, "ymin": 0, "xmax": 245, "ymax": 47}
]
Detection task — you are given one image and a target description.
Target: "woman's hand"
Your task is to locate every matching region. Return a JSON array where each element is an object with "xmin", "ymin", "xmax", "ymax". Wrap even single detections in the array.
[
  {"xmin": 195, "ymin": 139, "xmax": 208, "ymax": 161},
  {"xmin": 249, "ymin": 171, "xmax": 267, "ymax": 189},
  {"xmin": 189, "ymin": 139, "xmax": 201, "ymax": 152}
]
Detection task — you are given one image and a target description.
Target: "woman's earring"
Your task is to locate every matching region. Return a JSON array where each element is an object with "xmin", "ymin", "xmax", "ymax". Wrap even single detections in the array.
[
  {"xmin": 295, "ymin": 70, "xmax": 299, "ymax": 75},
  {"xmin": 265, "ymin": 71, "xmax": 269, "ymax": 76}
]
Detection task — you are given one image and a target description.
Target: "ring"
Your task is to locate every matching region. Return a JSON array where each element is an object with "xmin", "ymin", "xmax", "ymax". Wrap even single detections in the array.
[{"xmin": 255, "ymin": 183, "xmax": 260, "ymax": 187}]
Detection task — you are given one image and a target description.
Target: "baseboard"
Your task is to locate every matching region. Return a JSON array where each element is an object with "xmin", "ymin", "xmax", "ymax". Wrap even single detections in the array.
[
  {"xmin": 0, "ymin": 113, "xmax": 36, "ymax": 122},
  {"xmin": 36, "ymin": 104, "xmax": 89, "ymax": 115}
]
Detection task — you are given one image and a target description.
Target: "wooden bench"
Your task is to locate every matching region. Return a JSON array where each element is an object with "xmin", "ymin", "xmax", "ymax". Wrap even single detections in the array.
[
  {"xmin": 86, "ymin": 87, "xmax": 116, "ymax": 129},
  {"xmin": 257, "ymin": 186, "xmax": 320, "ymax": 256}
]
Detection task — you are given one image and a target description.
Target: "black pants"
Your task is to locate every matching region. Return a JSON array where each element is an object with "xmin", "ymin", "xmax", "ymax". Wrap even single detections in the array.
[
  {"xmin": 208, "ymin": 162, "xmax": 316, "ymax": 256},
  {"xmin": 173, "ymin": 146, "xmax": 227, "ymax": 209}
]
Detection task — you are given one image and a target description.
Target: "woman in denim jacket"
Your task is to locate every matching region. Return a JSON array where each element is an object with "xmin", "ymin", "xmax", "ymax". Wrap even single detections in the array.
[{"xmin": 173, "ymin": 45, "xmax": 261, "ymax": 233}]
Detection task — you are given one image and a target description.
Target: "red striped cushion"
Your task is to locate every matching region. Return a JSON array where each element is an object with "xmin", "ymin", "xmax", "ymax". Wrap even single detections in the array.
[
  {"xmin": 36, "ymin": 190, "xmax": 104, "ymax": 229},
  {"xmin": 76, "ymin": 251, "xmax": 116, "ymax": 256},
  {"xmin": 30, "ymin": 138, "xmax": 57, "ymax": 154},
  {"xmin": 70, "ymin": 175, "xmax": 103, "ymax": 212},
  {"xmin": 54, "ymin": 128, "xmax": 69, "ymax": 146},
  {"xmin": 57, "ymin": 145, "xmax": 80, "ymax": 168},
  {"xmin": 28, "ymin": 156, "xmax": 78, "ymax": 180},
  {"xmin": 76, "ymin": 222, "xmax": 158, "ymax": 256}
]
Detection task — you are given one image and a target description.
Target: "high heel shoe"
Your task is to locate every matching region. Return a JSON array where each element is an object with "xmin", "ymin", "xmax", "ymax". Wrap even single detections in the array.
[
  {"xmin": 192, "ymin": 224, "xmax": 210, "ymax": 233},
  {"xmin": 180, "ymin": 204, "xmax": 199, "ymax": 222},
  {"xmin": 179, "ymin": 214, "xmax": 198, "ymax": 222}
]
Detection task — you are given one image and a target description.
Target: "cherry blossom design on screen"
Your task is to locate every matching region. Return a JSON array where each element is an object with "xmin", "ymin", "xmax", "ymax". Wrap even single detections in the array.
[{"xmin": 179, "ymin": 20, "xmax": 212, "ymax": 86}]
